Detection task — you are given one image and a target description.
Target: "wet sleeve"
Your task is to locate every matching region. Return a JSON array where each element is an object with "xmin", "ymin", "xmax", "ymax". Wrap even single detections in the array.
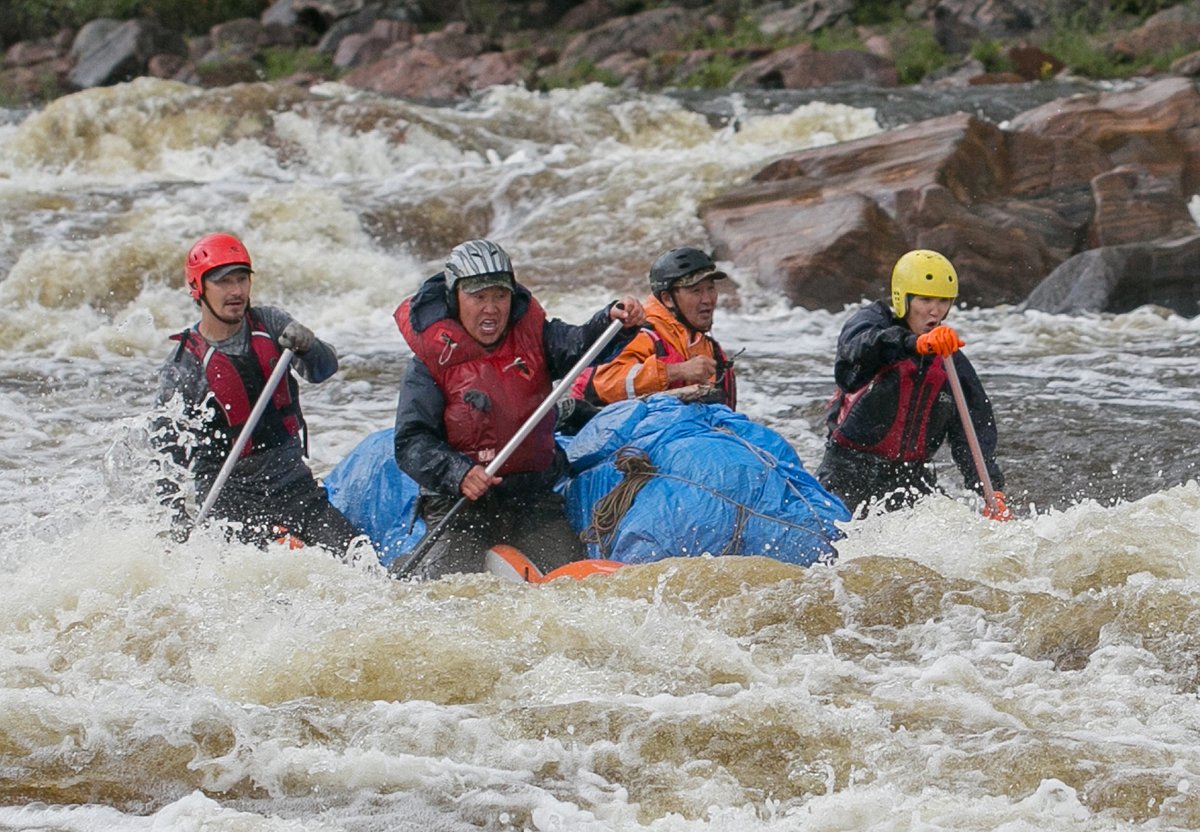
[
  {"xmin": 256, "ymin": 305, "xmax": 339, "ymax": 383},
  {"xmin": 542, "ymin": 304, "xmax": 635, "ymax": 380},
  {"xmin": 586, "ymin": 330, "xmax": 666, "ymax": 402},
  {"xmin": 150, "ymin": 358, "xmax": 199, "ymax": 509},
  {"xmin": 393, "ymin": 357, "xmax": 473, "ymax": 496},
  {"xmin": 834, "ymin": 309, "xmax": 918, "ymax": 392},
  {"xmin": 946, "ymin": 354, "xmax": 1005, "ymax": 493}
]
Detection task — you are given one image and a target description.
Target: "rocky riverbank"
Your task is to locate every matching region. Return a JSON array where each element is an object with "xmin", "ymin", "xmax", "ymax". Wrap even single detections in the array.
[
  {"xmin": 5, "ymin": 0, "xmax": 1200, "ymax": 108},
  {"xmin": 4, "ymin": 0, "xmax": 1200, "ymax": 317}
]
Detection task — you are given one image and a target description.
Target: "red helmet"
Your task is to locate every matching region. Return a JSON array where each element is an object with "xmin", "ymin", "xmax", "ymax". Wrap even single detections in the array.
[{"xmin": 185, "ymin": 233, "xmax": 252, "ymax": 299}]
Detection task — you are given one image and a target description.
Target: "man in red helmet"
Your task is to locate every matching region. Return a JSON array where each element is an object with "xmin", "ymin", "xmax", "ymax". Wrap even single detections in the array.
[{"xmin": 152, "ymin": 232, "xmax": 363, "ymax": 555}]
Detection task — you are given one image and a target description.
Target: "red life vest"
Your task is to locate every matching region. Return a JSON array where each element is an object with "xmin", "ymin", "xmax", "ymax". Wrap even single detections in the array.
[
  {"xmin": 394, "ymin": 297, "xmax": 556, "ymax": 476},
  {"xmin": 571, "ymin": 327, "xmax": 738, "ymax": 408},
  {"xmin": 828, "ymin": 356, "xmax": 947, "ymax": 462},
  {"xmin": 170, "ymin": 313, "xmax": 301, "ymax": 459}
]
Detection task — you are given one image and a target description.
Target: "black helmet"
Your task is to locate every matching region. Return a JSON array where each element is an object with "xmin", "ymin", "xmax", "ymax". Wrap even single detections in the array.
[
  {"xmin": 649, "ymin": 247, "xmax": 727, "ymax": 294},
  {"xmin": 445, "ymin": 239, "xmax": 514, "ymax": 296}
]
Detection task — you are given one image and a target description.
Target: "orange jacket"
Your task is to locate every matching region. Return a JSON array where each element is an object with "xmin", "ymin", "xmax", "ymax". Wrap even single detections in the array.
[{"xmin": 587, "ymin": 294, "xmax": 721, "ymax": 403}]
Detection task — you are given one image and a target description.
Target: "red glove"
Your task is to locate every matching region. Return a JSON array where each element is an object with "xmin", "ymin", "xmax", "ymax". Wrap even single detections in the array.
[
  {"xmin": 982, "ymin": 490, "xmax": 1013, "ymax": 522},
  {"xmin": 915, "ymin": 325, "xmax": 965, "ymax": 357}
]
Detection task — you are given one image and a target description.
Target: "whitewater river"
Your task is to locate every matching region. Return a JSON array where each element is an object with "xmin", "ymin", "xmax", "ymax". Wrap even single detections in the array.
[{"xmin": 1, "ymin": 77, "xmax": 1199, "ymax": 831}]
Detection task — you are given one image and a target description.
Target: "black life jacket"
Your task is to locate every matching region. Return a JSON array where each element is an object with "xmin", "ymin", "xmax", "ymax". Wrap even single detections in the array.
[{"xmin": 826, "ymin": 355, "xmax": 950, "ymax": 462}]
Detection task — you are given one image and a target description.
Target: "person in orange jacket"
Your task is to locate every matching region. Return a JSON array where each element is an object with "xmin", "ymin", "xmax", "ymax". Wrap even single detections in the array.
[
  {"xmin": 572, "ymin": 247, "xmax": 737, "ymax": 408},
  {"xmin": 816, "ymin": 249, "xmax": 1012, "ymax": 520}
]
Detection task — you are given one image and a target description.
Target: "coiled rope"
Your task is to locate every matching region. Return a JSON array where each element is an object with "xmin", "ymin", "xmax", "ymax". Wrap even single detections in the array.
[
  {"xmin": 581, "ymin": 447, "xmax": 657, "ymax": 556},
  {"xmin": 580, "ymin": 431, "xmax": 837, "ymax": 559}
]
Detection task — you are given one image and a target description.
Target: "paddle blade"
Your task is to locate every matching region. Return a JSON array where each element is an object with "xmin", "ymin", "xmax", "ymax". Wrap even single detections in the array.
[
  {"xmin": 541, "ymin": 559, "xmax": 624, "ymax": 582},
  {"xmin": 484, "ymin": 544, "xmax": 546, "ymax": 584}
]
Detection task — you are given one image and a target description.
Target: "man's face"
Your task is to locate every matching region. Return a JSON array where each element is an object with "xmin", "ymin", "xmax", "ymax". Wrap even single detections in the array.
[
  {"xmin": 203, "ymin": 268, "xmax": 251, "ymax": 324},
  {"xmin": 904, "ymin": 295, "xmax": 953, "ymax": 333},
  {"xmin": 457, "ymin": 286, "xmax": 512, "ymax": 347},
  {"xmin": 665, "ymin": 277, "xmax": 719, "ymax": 332}
]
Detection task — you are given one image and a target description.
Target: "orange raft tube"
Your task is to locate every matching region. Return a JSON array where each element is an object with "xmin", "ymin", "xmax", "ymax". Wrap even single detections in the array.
[{"xmin": 484, "ymin": 544, "xmax": 624, "ymax": 584}]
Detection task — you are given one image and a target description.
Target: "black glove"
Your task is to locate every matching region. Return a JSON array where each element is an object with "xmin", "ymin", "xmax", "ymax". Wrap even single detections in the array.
[
  {"xmin": 556, "ymin": 397, "xmax": 600, "ymax": 436},
  {"xmin": 279, "ymin": 321, "xmax": 315, "ymax": 354}
]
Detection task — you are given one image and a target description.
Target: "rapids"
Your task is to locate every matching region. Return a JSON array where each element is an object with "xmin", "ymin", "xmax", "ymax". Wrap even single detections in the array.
[{"xmin": 1, "ymin": 77, "xmax": 1199, "ymax": 831}]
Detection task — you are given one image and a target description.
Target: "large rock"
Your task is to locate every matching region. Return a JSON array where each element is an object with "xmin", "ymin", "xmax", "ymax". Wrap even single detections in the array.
[
  {"xmin": 68, "ymin": 18, "xmax": 184, "ymax": 89},
  {"xmin": 1007, "ymin": 76, "xmax": 1200, "ymax": 189},
  {"xmin": 701, "ymin": 77, "xmax": 1200, "ymax": 314},
  {"xmin": 1022, "ymin": 234, "xmax": 1200, "ymax": 316},
  {"xmin": 1089, "ymin": 165, "xmax": 1196, "ymax": 247},
  {"xmin": 557, "ymin": 6, "xmax": 706, "ymax": 65},
  {"xmin": 341, "ymin": 42, "xmax": 532, "ymax": 98},
  {"xmin": 731, "ymin": 43, "xmax": 898, "ymax": 89}
]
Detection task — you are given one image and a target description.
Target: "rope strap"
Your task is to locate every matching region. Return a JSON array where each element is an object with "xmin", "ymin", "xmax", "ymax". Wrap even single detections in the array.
[{"xmin": 581, "ymin": 447, "xmax": 656, "ymax": 556}]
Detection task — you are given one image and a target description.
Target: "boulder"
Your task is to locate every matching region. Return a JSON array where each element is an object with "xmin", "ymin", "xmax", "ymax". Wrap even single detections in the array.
[
  {"xmin": 1022, "ymin": 234, "xmax": 1200, "ymax": 316},
  {"xmin": 262, "ymin": 0, "xmax": 301, "ymax": 28},
  {"xmin": 342, "ymin": 47, "xmax": 452, "ymax": 97},
  {"xmin": 1007, "ymin": 77, "xmax": 1200, "ymax": 177},
  {"xmin": 1089, "ymin": 165, "xmax": 1196, "ymax": 247},
  {"xmin": 1107, "ymin": 4, "xmax": 1200, "ymax": 59},
  {"xmin": 731, "ymin": 43, "xmax": 898, "ymax": 89},
  {"xmin": 68, "ymin": 18, "xmax": 185, "ymax": 89},
  {"xmin": 558, "ymin": 6, "xmax": 706, "ymax": 65},
  {"xmin": 702, "ymin": 77, "xmax": 1200, "ymax": 313},
  {"xmin": 756, "ymin": 0, "xmax": 856, "ymax": 36},
  {"xmin": 4, "ymin": 39, "xmax": 59, "ymax": 68},
  {"xmin": 333, "ymin": 19, "xmax": 417, "ymax": 68}
]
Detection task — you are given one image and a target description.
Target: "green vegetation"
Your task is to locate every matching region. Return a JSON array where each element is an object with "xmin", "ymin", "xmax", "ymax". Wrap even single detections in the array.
[
  {"xmin": 970, "ymin": 39, "xmax": 1014, "ymax": 74},
  {"xmin": 1045, "ymin": 27, "xmax": 1193, "ymax": 77},
  {"xmin": 4, "ymin": 0, "xmax": 268, "ymax": 41},
  {"xmin": 677, "ymin": 52, "xmax": 745, "ymax": 88},
  {"xmin": 536, "ymin": 58, "xmax": 624, "ymax": 91},
  {"xmin": 0, "ymin": 67, "xmax": 64, "ymax": 106},
  {"xmin": 889, "ymin": 24, "xmax": 952, "ymax": 85},
  {"xmin": 260, "ymin": 47, "xmax": 335, "ymax": 81}
]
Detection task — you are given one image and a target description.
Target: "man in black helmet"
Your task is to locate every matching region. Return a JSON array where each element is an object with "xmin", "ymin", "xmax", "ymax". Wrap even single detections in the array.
[
  {"xmin": 390, "ymin": 239, "xmax": 646, "ymax": 580},
  {"xmin": 572, "ymin": 247, "xmax": 737, "ymax": 408}
]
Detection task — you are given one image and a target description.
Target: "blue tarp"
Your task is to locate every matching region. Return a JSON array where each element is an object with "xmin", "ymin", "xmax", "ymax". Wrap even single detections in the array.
[
  {"xmin": 326, "ymin": 398, "xmax": 848, "ymax": 568},
  {"xmin": 563, "ymin": 396, "xmax": 849, "ymax": 565},
  {"xmin": 325, "ymin": 429, "xmax": 423, "ymax": 567}
]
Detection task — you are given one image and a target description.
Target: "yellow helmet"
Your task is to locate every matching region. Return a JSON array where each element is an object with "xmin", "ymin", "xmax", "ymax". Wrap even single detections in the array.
[{"xmin": 891, "ymin": 249, "xmax": 958, "ymax": 318}]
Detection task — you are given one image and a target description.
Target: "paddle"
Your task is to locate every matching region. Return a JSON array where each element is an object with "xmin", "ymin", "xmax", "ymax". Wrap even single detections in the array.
[
  {"xmin": 390, "ymin": 316, "xmax": 626, "ymax": 580},
  {"xmin": 194, "ymin": 348, "xmax": 295, "ymax": 527},
  {"xmin": 941, "ymin": 354, "xmax": 1000, "ymax": 516}
]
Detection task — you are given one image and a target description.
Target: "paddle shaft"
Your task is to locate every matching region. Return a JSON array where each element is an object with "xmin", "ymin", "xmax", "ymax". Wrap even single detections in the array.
[
  {"xmin": 392, "ymin": 317, "xmax": 626, "ymax": 579},
  {"xmin": 942, "ymin": 354, "xmax": 998, "ymax": 514},
  {"xmin": 194, "ymin": 348, "xmax": 295, "ymax": 527}
]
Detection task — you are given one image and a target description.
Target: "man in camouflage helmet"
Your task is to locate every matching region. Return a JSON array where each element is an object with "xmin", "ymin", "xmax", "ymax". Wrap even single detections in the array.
[{"xmin": 391, "ymin": 239, "xmax": 646, "ymax": 580}]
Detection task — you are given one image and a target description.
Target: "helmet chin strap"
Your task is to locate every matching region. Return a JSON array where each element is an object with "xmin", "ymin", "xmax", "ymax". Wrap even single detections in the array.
[{"xmin": 662, "ymin": 289, "xmax": 702, "ymax": 334}]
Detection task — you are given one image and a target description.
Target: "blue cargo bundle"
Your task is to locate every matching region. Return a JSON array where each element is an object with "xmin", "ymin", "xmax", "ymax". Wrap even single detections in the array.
[
  {"xmin": 564, "ymin": 396, "xmax": 848, "ymax": 565},
  {"xmin": 326, "ymin": 396, "xmax": 848, "ymax": 568}
]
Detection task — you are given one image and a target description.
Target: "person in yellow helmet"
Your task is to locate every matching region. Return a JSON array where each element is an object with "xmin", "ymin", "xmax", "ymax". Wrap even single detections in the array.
[{"xmin": 816, "ymin": 250, "xmax": 1011, "ymax": 518}]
